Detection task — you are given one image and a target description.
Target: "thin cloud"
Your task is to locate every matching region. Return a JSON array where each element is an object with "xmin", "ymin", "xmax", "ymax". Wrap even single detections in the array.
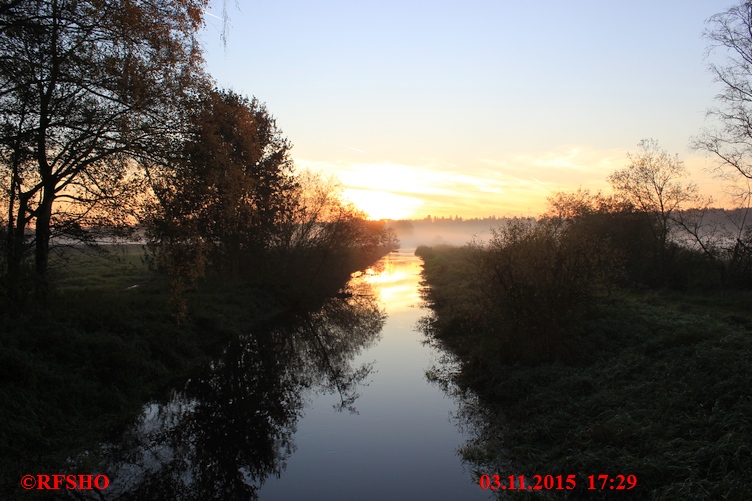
[
  {"xmin": 331, "ymin": 142, "xmax": 366, "ymax": 153},
  {"xmin": 295, "ymin": 155, "xmax": 612, "ymax": 218}
]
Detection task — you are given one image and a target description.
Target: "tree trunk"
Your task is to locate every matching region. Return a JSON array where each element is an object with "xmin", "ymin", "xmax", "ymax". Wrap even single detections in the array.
[
  {"xmin": 34, "ymin": 185, "xmax": 55, "ymax": 297},
  {"xmin": 6, "ymin": 192, "xmax": 30, "ymax": 303}
]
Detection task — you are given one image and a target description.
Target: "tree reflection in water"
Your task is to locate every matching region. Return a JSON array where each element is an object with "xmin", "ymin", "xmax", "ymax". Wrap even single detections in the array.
[
  {"xmin": 420, "ymin": 315, "xmax": 504, "ymax": 486},
  {"xmin": 70, "ymin": 280, "xmax": 384, "ymax": 500}
]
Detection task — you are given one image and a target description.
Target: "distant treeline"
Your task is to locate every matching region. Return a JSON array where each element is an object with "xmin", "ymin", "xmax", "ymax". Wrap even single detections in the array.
[
  {"xmin": 389, "ymin": 207, "xmax": 750, "ymax": 255},
  {"xmin": 387, "ymin": 216, "xmax": 531, "ymax": 248}
]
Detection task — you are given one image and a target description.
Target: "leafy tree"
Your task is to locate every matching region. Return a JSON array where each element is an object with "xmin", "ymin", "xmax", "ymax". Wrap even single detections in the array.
[
  {"xmin": 146, "ymin": 90, "xmax": 398, "ymax": 317},
  {"xmin": 0, "ymin": 0, "xmax": 208, "ymax": 299},
  {"xmin": 607, "ymin": 139, "xmax": 699, "ymax": 281},
  {"xmin": 544, "ymin": 189, "xmax": 651, "ymax": 284},
  {"xmin": 145, "ymin": 88, "xmax": 296, "ymax": 313}
]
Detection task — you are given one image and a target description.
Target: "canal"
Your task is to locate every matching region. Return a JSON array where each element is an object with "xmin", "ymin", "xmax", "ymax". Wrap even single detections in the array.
[{"xmin": 77, "ymin": 250, "xmax": 489, "ymax": 500}]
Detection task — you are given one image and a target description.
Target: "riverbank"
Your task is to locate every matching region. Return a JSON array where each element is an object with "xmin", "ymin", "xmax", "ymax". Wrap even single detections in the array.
[
  {"xmin": 0, "ymin": 244, "xmax": 390, "ymax": 497},
  {"xmin": 417, "ymin": 244, "xmax": 752, "ymax": 499}
]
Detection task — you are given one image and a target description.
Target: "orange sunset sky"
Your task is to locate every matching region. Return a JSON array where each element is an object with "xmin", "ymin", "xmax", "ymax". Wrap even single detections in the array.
[{"xmin": 201, "ymin": 0, "xmax": 734, "ymax": 220}]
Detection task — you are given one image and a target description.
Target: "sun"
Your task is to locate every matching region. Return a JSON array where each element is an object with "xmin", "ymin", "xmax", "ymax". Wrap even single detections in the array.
[{"xmin": 342, "ymin": 188, "xmax": 423, "ymax": 220}]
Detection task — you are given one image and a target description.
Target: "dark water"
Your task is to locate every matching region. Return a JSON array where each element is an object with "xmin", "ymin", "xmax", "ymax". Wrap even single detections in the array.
[{"xmin": 71, "ymin": 250, "xmax": 490, "ymax": 500}]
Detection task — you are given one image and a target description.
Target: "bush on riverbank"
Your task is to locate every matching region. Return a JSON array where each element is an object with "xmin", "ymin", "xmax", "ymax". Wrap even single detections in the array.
[
  {"xmin": 476, "ymin": 217, "xmax": 618, "ymax": 363},
  {"xmin": 418, "ymin": 244, "xmax": 752, "ymax": 498},
  {"xmin": 417, "ymin": 216, "xmax": 619, "ymax": 365},
  {"xmin": 416, "ymin": 181, "xmax": 752, "ymax": 497}
]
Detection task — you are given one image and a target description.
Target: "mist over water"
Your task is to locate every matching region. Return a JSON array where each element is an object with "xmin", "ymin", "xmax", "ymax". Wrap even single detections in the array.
[{"xmin": 388, "ymin": 218, "xmax": 516, "ymax": 248}]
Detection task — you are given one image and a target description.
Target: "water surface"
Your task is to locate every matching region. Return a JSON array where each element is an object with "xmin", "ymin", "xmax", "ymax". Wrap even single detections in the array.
[
  {"xmin": 78, "ymin": 250, "xmax": 488, "ymax": 500},
  {"xmin": 259, "ymin": 250, "xmax": 488, "ymax": 500}
]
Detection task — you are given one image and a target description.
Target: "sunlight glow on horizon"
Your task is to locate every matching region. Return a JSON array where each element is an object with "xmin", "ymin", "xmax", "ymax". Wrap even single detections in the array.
[
  {"xmin": 203, "ymin": 1, "xmax": 734, "ymax": 220},
  {"xmin": 295, "ymin": 145, "xmax": 648, "ymax": 219},
  {"xmin": 342, "ymin": 188, "xmax": 423, "ymax": 220},
  {"xmin": 296, "ymin": 146, "xmax": 727, "ymax": 220}
]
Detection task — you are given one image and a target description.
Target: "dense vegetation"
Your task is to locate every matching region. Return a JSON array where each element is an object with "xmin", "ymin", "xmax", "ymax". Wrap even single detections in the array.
[
  {"xmin": 0, "ymin": 1, "xmax": 396, "ymax": 497},
  {"xmin": 420, "ymin": 257, "xmax": 752, "ymax": 498},
  {"xmin": 417, "ymin": 150, "xmax": 752, "ymax": 497},
  {"xmin": 4, "ymin": 0, "xmax": 752, "ymax": 498}
]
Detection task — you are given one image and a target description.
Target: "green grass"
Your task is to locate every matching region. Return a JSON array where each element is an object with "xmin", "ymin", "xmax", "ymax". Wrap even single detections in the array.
[
  {"xmin": 418, "ymin": 245, "xmax": 752, "ymax": 499},
  {"xmin": 1, "ymin": 247, "xmax": 225, "ymax": 493},
  {"xmin": 0, "ymin": 244, "xmax": 384, "ymax": 498}
]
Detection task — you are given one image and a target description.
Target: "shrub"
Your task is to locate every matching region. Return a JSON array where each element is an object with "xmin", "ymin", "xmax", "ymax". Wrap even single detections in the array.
[{"xmin": 470, "ymin": 217, "xmax": 620, "ymax": 363}]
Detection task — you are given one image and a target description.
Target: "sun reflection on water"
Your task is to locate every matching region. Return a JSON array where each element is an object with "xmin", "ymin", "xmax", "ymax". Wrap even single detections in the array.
[{"xmin": 360, "ymin": 250, "xmax": 423, "ymax": 312}]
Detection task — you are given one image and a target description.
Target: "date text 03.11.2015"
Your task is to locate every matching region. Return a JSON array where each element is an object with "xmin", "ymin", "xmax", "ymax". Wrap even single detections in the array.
[{"xmin": 479, "ymin": 474, "xmax": 638, "ymax": 492}]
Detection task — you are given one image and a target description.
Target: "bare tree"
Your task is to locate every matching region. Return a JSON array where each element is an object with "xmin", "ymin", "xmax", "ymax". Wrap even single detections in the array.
[
  {"xmin": 608, "ymin": 139, "xmax": 699, "ymax": 278},
  {"xmin": 689, "ymin": 2, "xmax": 752, "ymax": 286},
  {"xmin": 694, "ymin": 1, "xmax": 752, "ymax": 201}
]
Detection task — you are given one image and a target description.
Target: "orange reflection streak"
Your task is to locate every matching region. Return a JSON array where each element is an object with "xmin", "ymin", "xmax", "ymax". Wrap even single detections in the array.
[{"xmin": 360, "ymin": 250, "xmax": 423, "ymax": 312}]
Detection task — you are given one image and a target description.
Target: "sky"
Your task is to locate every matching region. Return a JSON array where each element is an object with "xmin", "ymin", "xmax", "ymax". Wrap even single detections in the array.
[{"xmin": 200, "ymin": 0, "xmax": 737, "ymax": 220}]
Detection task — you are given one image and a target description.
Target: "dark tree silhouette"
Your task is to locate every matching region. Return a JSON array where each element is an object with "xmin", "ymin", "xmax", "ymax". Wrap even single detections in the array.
[
  {"xmin": 608, "ymin": 139, "xmax": 698, "ymax": 280},
  {"xmin": 75, "ymin": 286, "xmax": 385, "ymax": 500},
  {"xmin": 0, "ymin": 0, "xmax": 209, "ymax": 298},
  {"xmin": 144, "ymin": 88, "xmax": 296, "ymax": 314},
  {"xmin": 695, "ymin": 1, "xmax": 752, "ymax": 201}
]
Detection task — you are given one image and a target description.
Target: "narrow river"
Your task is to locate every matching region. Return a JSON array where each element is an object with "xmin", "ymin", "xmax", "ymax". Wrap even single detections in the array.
[
  {"xmin": 77, "ymin": 250, "xmax": 489, "ymax": 500},
  {"xmin": 258, "ymin": 250, "xmax": 488, "ymax": 500}
]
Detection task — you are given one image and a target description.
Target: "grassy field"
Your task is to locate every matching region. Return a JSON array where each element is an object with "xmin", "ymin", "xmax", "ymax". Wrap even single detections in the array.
[
  {"xmin": 0, "ymin": 244, "xmax": 382, "ymax": 497},
  {"xmin": 418, "ymin": 245, "xmax": 752, "ymax": 499}
]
